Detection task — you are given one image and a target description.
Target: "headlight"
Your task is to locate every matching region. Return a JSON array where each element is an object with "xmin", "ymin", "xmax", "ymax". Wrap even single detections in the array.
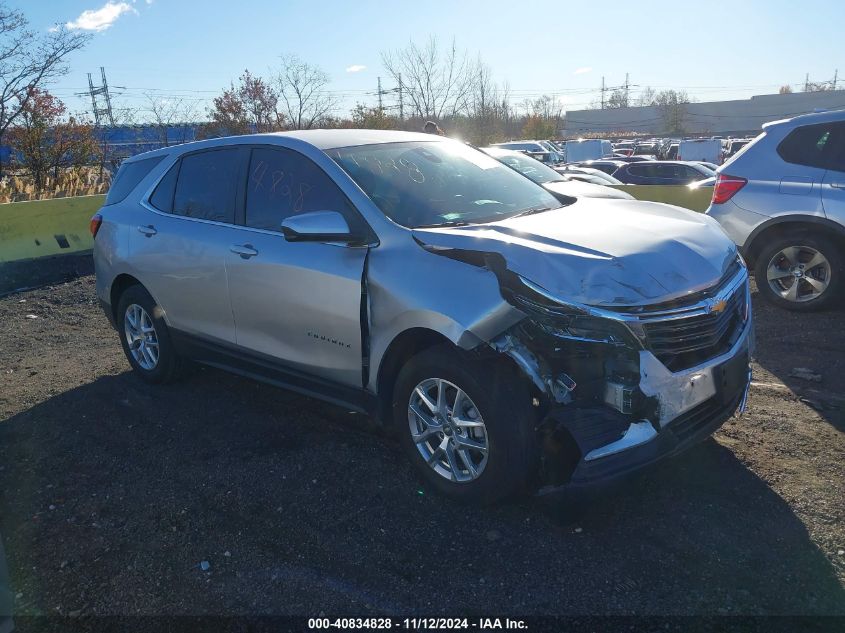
[{"xmin": 536, "ymin": 315, "xmax": 636, "ymax": 346}]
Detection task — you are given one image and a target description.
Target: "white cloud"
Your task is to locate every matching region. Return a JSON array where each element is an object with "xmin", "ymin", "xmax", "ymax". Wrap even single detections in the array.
[
  {"xmin": 346, "ymin": 65, "xmax": 367, "ymax": 73},
  {"xmin": 574, "ymin": 67, "xmax": 593, "ymax": 75},
  {"xmin": 66, "ymin": 2, "xmax": 137, "ymax": 32}
]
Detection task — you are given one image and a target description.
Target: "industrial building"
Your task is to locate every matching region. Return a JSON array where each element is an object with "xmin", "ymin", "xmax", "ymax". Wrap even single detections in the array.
[{"xmin": 562, "ymin": 89, "xmax": 845, "ymax": 137}]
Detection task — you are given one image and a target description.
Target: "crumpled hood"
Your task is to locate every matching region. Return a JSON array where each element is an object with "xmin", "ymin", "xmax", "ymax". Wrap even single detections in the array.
[{"xmin": 413, "ymin": 198, "xmax": 738, "ymax": 307}]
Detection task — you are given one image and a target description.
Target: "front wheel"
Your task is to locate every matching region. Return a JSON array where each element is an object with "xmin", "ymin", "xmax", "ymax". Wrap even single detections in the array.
[
  {"xmin": 753, "ymin": 233, "xmax": 842, "ymax": 311},
  {"xmin": 392, "ymin": 345, "xmax": 537, "ymax": 504}
]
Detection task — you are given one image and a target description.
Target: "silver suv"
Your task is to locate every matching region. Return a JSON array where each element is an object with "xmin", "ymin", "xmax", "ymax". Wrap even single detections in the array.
[
  {"xmin": 93, "ymin": 130, "xmax": 753, "ymax": 503},
  {"xmin": 706, "ymin": 109, "xmax": 845, "ymax": 311}
]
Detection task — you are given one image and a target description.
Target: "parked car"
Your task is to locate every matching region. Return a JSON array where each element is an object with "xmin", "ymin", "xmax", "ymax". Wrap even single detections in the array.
[
  {"xmin": 612, "ymin": 161, "xmax": 714, "ymax": 185},
  {"xmin": 481, "ymin": 147, "xmax": 634, "ymax": 200},
  {"xmin": 493, "ymin": 140, "xmax": 564, "ymax": 163},
  {"xmin": 569, "ymin": 160, "xmax": 627, "ymax": 175},
  {"xmin": 632, "ymin": 142, "xmax": 660, "ymax": 159},
  {"xmin": 678, "ymin": 139, "xmax": 723, "ymax": 165},
  {"xmin": 694, "ymin": 161, "xmax": 719, "ymax": 173},
  {"xmin": 614, "ymin": 148, "xmax": 634, "ymax": 157},
  {"xmin": 611, "ymin": 155, "xmax": 655, "ymax": 163},
  {"xmin": 665, "ymin": 143, "xmax": 679, "ymax": 160},
  {"xmin": 723, "ymin": 138, "xmax": 752, "ymax": 161},
  {"xmin": 706, "ymin": 110, "xmax": 845, "ymax": 311},
  {"xmin": 93, "ymin": 130, "xmax": 752, "ymax": 503},
  {"xmin": 555, "ymin": 166, "xmax": 624, "ymax": 185},
  {"xmin": 562, "ymin": 139, "xmax": 614, "ymax": 162}
]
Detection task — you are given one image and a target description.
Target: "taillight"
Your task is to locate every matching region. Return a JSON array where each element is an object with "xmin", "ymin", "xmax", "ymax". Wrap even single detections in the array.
[
  {"xmin": 90, "ymin": 213, "xmax": 103, "ymax": 238},
  {"xmin": 712, "ymin": 174, "xmax": 747, "ymax": 204}
]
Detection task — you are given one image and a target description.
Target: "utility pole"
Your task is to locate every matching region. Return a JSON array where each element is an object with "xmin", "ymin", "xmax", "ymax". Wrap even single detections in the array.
[
  {"xmin": 398, "ymin": 72, "xmax": 404, "ymax": 120},
  {"xmin": 834, "ymin": 69, "xmax": 839, "ymax": 91},
  {"xmin": 86, "ymin": 66, "xmax": 115, "ymax": 127},
  {"xmin": 600, "ymin": 76, "xmax": 606, "ymax": 109},
  {"xmin": 624, "ymin": 72, "xmax": 630, "ymax": 108},
  {"xmin": 377, "ymin": 76, "xmax": 383, "ymax": 113},
  {"xmin": 805, "ymin": 73, "xmax": 810, "ymax": 92}
]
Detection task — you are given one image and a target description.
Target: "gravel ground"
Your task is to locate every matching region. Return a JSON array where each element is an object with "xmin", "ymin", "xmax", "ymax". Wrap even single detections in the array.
[{"xmin": 0, "ymin": 275, "xmax": 843, "ymax": 618}]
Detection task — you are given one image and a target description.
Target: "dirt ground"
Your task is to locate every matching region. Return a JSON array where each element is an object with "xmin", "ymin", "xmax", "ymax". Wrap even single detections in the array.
[{"xmin": 0, "ymin": 275, "xmax": 843, "ymax": 619}]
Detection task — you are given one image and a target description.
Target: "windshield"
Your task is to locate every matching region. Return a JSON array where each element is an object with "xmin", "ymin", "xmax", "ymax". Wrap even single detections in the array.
[
  {"xmin": 329, "ymin": 141, "xmax": 561, "ymax": 228},
  {"xmin": 483, "ymin": 148, "xmax": 564, "ymax": 184}
]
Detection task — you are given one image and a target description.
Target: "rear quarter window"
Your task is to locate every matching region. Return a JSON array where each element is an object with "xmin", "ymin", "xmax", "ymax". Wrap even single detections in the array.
[
  {"xmin": 104, "ymin": 156, "xmax": 165, "ymax": 206},
  {"xmin": 777, "ymin": 122, "xmax": 843, "ymax": 169}
]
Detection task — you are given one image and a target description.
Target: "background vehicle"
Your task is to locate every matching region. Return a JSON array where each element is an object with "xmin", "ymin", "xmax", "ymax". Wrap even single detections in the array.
[
  {"xmin": 493, "ymin": 140, "xmax": 564, "ymax": 162},
  {"xmin": 706, "ymin": 110, "xmax": 845, "ymax": 311},
  {"xmin": 568, "ymin": 159, "xmax": 627, "ymax": 175},
  {"xmin": 723, "ymin": 138, "xmax": 753, "ymax": 161},
  {"xmin": 482, "ymin": 147, "xmax": 634, "ymax": 200},
  {"xmin": 632, "ymin": 142, "xmax": 660, "ymax": 159},
  {"xmin": 562, "ymin": 139, "xmax": 614, "ymax": 162},
  {"xmin": 612, "ymin": 161, "xmax": 714, "ymax": 185},
  {"xmin": 678, "ymin": 139, "xmax": 723, "ymax": 164},
  {"xmin": 554, "ymin": 165, "xmax": 624, "ymax": 185},
  {"xmin": 94, "ymin": 130, "xmax": 749, "ymax": 504}
]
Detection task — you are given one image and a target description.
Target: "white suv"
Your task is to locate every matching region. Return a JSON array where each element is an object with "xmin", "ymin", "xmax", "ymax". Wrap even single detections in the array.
[{"xmin": 706, "ymin": 109, "xmax": 845, "ymax": 311}]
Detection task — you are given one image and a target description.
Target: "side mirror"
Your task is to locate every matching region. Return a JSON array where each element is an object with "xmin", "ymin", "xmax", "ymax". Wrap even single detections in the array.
[{"xmin": 280, "ymin": 211, "xmax": 360, "ymax": 243}]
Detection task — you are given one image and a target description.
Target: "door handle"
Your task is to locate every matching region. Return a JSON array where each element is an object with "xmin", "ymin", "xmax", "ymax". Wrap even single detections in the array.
[
  {"xmin": 830, "ymin": 182, "xmax": 845, "ymax": 189},
  {"xmin": 230, "ymin": 244, "xmax": 259, "ymax": 259},
  {"xmin": 137, "ymin": 225, "xmax": 157, "ymax": 237}
]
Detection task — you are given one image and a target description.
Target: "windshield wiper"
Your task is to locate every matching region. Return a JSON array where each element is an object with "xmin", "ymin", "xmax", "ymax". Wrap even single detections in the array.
[
  {"xmin": 512, "ymin": 205, "xmax": 555, "ymax": 218},
  {"xmin": 413, "ymin": 220, "xmax": 473, "ymax": 229}
]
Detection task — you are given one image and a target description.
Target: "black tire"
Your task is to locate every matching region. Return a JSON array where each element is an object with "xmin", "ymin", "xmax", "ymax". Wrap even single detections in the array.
[
  {"xmin": 391, "ymin": 344, "xmax": 537, "ymax": 504},
  {"xmin": 116, "ymin": 284, "xmax": 183, "ymax": 383},
  {"xmin": 753, "ymin": 232, "xmax": 843, "ymax": 312}
]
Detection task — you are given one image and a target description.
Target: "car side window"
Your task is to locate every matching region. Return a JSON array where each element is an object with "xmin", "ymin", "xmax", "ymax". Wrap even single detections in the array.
[
  {"xmin": 245, "ymin": 147, "xmax": 349, "ymax": 231},
  {"xmin": 777, "ymin": 122, "xmax": 840, "ymax": 170},
  {"xmin": 826, "ymin": 122, "xmax": 845, "ymax": 173},
  {"xmin": 149, "ymin": 160, "xmax": 180, "ymax": 213},
  {"xmin": 172, "ymin": 148, "xmax": 240, "ymax": 223},
  {"xmin": 105, "ymin": 156, "xmax": 165, "ymax": 206}
]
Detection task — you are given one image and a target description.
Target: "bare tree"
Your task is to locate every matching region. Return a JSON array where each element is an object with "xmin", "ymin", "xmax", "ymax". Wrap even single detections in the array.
[
  {"xmin": 145, "ymin": 94, "xmax": 199, "ymax": 146},
  {"xmin": 275, "ymin": 55, "xmax": 337, "ymax": 130},
  {"xmin": 381, "ymin": 37, "xmax": 475, "ymax": 121},
  {"xmin": 0, "ymin": 3, "xmax": 91, "ymax": 174},
  {"xmin": 203, "ymin": 70, "xmax": 283, "ymax": 138}
]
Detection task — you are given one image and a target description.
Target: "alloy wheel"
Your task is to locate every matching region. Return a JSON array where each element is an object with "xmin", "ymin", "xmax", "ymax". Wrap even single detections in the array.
[
  {"xmin": 407, "ymin": 378, "xmax": 489, "ymax": 483},
  {"xmin": 766, "ymin": 245, "xmax": 831, "ymax": 303},
  {"xmin": 124, "ymin": 303, "xmax": 159, "ymax": 370}
]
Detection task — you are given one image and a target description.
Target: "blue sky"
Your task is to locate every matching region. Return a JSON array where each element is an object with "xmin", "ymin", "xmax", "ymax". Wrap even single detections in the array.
[{"xmin": 20, "ymin": 0, "xmax": 845, "ymax": 120}]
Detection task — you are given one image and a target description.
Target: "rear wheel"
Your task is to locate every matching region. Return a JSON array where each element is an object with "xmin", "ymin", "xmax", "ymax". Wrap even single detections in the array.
[
  {"xmin": 392, "ymin": 344, "xmax": 537, "ymax": 504},
  {"xmin": 116, "ymin": 285, "xmax": 183, "ymax": 383},
  {"xmin": 753, "ymin": 233, "xmax": 842, "ymax": 311}
]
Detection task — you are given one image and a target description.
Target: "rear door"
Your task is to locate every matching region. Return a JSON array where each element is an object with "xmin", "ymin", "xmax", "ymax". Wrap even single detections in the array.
[
  {"xmin": 129, "ymin": 147, "xmax": 246, "ymax": 344},
  {"xmin": 225, "ymin": 145, "xmax": 370, "ymax": 387}
]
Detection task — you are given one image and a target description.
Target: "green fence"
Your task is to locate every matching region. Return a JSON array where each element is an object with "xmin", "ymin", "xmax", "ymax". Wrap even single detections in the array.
[
  {"xmin": 0, "ymin": 195, "xmax": 104, "ymax": 263},
  {"xmin": 0, "ymin": 186, "xmax": 712, "ymax": 267}
]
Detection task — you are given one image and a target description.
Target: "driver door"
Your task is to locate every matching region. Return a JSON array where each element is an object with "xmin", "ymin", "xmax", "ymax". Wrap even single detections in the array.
[{"xmin": 225, "ymin": 146, "xmax": 370, "ymax": 387}]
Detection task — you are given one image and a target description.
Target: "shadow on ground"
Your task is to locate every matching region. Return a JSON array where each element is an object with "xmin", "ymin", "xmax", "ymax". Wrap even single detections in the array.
[{"xmin": 1, "ymin": 365, "xmax": 843, "ymax": 616}]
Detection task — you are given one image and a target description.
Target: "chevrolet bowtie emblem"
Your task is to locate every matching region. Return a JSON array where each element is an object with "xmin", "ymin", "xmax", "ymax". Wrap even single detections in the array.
[{"xmin": 709, "ymin": 298, "xmax": 728, "ymax": 314}]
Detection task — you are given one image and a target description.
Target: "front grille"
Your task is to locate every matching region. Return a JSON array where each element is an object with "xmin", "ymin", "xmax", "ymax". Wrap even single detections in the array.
[{"xmin": 641, "ymin": 280, "xmax": 748, "ymax": 372}]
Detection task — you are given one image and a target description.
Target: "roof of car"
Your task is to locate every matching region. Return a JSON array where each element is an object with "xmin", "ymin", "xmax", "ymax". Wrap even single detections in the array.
[
  {"xmin": 764, "ymin": 107, "xmax": 845, "ymax": 129},
  {"xmin": 122, "ymin": 129, "xmax": 445, "ymax": 163}
]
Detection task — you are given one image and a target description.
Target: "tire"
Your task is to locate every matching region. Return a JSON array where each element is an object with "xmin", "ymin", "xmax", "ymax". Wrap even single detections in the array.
[
  {"xmin": 391, "ymin": 344, "xmax": 537, "ymax": 504},
  {"xmin": 116, "ymin": 284, "xmax": 183, "ymax": 383},
  {"xmin": 753, "ymin": 233, "xmax": 843, "ymax": 312}
]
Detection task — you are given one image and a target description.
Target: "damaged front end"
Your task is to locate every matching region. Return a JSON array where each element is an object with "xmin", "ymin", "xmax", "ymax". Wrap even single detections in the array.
[{"xmin": 487, "ymin": 264, "xmax": 753, "ymax": 492}]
